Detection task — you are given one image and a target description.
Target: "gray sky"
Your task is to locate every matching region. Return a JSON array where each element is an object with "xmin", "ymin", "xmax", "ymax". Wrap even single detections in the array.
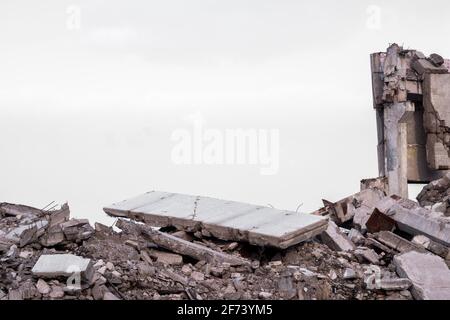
[{"xmin": 0, "ymin": 0, "xmax": 446, "ymax": 224}]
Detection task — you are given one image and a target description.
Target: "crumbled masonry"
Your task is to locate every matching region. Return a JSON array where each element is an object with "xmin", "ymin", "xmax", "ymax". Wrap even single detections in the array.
[
  {"xmin": 1, "ymin": 43, "xmax": 450, "ymax": 300},
  {"xmin": 1, "ymin": 172, "xmax": 450, "ymax": 300}
]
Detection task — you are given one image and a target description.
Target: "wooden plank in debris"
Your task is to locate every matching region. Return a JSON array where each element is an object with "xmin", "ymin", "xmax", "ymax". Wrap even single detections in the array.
[
  {"xmin": 116, "ymin": 219, "xmax": 250, "ymax": 267},
  {"xmin": 105, "ymin": 191, "xmax": 328, "ymax": 249}
]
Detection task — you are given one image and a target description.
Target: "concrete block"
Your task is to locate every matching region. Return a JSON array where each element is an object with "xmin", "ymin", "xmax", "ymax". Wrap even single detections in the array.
[
  {"xmin": 32, "ymin": 254, "xmax": 94, "ymax": 282},
  {"xmin": 393, "ymin": 251, "xmax": 450, "ymax": 300}
]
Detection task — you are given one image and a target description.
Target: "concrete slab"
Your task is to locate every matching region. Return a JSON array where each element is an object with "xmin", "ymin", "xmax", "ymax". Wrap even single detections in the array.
[
  {"xmin": 104, "ymin": 191, "xmax": 328, "ymax": 249},
  {"xmin": 393, "ymin": 251, "xmax": 450, "ymax": 300}
]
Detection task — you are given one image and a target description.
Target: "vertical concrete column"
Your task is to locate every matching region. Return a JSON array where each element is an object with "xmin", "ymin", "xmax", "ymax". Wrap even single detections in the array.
[{"xmin": 382, "ymin": 102, "xmax": 414, "ymax": 198}]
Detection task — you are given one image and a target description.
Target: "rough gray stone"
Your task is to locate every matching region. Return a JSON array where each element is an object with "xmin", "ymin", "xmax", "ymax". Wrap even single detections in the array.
[{"xmin": 393, "ymin": 251, "xmax": 450, "ymax": 300}]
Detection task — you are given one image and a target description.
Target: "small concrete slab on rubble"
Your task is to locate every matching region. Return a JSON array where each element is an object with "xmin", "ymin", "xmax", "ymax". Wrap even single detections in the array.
[
  {"xmin": 32, "ymin": 254, "xmax": 94, "ymax": 282},
  {"xmin": 104, "ymin": 191, "xmax": 328, "ymax": 249},
  {"xmin": 393, "ymin": 251, "xmax": 450, "ymax": 300}
]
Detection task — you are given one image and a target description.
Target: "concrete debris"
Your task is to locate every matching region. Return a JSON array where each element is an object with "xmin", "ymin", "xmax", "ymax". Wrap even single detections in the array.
[
  {"xmin": 36, "ymin": 279, "xmax": 51, "ymax": 295},
  {"xmin": 0, "ymin": 198, "xmax": 422, "ymax": 301},
  {"xmin": 32, "ymin": 254, "xmax": 94, "ymax": 282},
  {"xmin": 417, "ymin": 172, "xmax": 450, "ymax": 210},
  {"xmin": 104, "ymin": 191, "xmax": 328, "ymax": 249},
  {"xmin": 318, "ymin": 188, "xmax": 385, "ymax": 224},
  {"xmin": 320, "ymin": 221, "xmax": 355, "ymax": 252},
  {"xmin": 116, "ymin": 219, "xmax": 250, "ymax": 267},
  {"xmin": 4, "ymin": 132, "xmax": 450, "ymax": 301},
  {"xmin": 393, "ymin": 251, "xmax": 450, "ymax": 300},
  {"xmin": 343, "ymin": 268, "xmax": 357, "ymax": 280},
  {"xmin": 377, "ymin": 278, "xmax": 412, "ymax": 291},
  {"xmin": 374, "ymin": 231, "xmax": 426, "ymax": 253},
  {"xmin": 375, "ymin": 196, "xmax": 450, "ymax": 246},
  {"xmin": 148, "ymin": 249, "xmax": 183, "ymax": 266},
  {"xmin": 371, "ymin": 44, "xmax": 450, "ymax": 198},
  {"xmin": 354, "ymin": 248, "xmax": 380, "ymax": 265},
  {"xmin": 411, "ymin": 235, "xmax": 450, "ymax": 259}
]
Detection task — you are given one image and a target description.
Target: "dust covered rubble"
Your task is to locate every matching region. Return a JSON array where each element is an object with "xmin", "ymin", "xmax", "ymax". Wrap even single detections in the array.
[{"xmin": 1, "ymin": 179, "xmax": 450, "ymax": 301}]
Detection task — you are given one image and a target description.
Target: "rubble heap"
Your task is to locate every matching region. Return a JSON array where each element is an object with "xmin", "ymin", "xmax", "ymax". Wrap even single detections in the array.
[{"xmin": 1, "ymin": 176, "xmax": 450, "ymax": 300}]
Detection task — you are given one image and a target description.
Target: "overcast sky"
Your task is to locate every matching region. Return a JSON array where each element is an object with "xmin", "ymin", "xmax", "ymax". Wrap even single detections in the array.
[{"xmin": 0, "ymin": 0, "xmax": 447, "ymax": 224}]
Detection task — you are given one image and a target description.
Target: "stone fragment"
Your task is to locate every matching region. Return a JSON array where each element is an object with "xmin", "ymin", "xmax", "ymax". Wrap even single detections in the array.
[
  {"xmin": 322, "ymin": 188, "xmax": 385, "ymax": 224},
  {"xmin": 258, "ymin": 292, "xmax": 272, "ymax": 299},
  {"xmin": 49, "ymin": 286, "xmax": 65, "ymax": 299},
  {"xmin": 36, "ymin": 279, "xmax": 51, "ymax": 295},
  {"xmin": 91, "ymin": 284, "xmax": 105, "ymax": 300},
  {"xmin": 191, "ymin": 271, "xmax": 205, "ymax": 282},
  {"xmin": 412, "ymin": 235, "xmax": 450, "ymax": 259},
  {"xmin": 103, "ymin": 291, "xmax": 120, "ymax": 300},
  {"xmin": 412, "ymin": 58, "xmax": 448, "ymax": 75},
  {"xmin": 429, "ymin": 53, "xmax": 445, "ymax": 67},
  {"xmin": 8, "ymin": 289, "xmax": 23, "ymax": 300},
  {"xmin": 378, "ymin": 278, "xmax": 412, "ymax": 291},
  {"xmin": 348, "ymin": 229, "xmax": 365, "ymax": 245},
  {"xmin": 354, "ymin": 248, "xmax": 380, "ymax": 265},
  {"xmin": 61, "ymin": 219, "xmax": 94, "ymax": 242},
  {"xmin": 374, "ymin": 231, "xmax": 425, "ymax": 253},
  {"xmin": 148, "ymin": 249, "xmax": 183, "ymax": 265},
  {"xmin": 320, "ymin": 221, "xmax": 355, "ymax": 252},
  {"xmin": 393, "ymin": 251, "xmax": 450, "ymax": 300},
  {"xmin": 376, "ymin": 196, "xmax": 450, "ymax": 246},
  {"xmin": 343, "ymin": 268, "xmax": 357, "ymax": 280},
  {"xmin": 32, "ymin": 254, "xmax": 94, "ymax": 282}
]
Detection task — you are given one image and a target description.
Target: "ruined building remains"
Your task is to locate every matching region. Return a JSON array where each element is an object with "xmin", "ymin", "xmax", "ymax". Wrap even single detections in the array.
[{"xmin": 371, "ymin": 44, "xmax": 450, "ymax": 198}]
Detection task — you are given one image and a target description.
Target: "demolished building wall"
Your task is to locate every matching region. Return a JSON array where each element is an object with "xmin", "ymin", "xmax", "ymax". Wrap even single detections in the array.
[{"xmin": 371, "ymin": 44, "xmax": 450, "ymax": 198}]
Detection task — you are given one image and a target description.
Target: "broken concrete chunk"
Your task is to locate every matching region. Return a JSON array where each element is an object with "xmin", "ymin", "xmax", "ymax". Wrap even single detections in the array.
[
  {"xmin": 393, "ymin": 251, "xmax": 450, "ymax": 300},
  {"xmin": 61, "ymin": 219, "xmax": 94, "ymax": 242},
  {"xmin": 343, "ymin": 268, "xmax": 357, "ymax": 280},
  {"xmin": 5, "ymin": 220, "xmax": 48, "ymax": 246},
  {"xmin": 354, "ymin": 248, "xmax": 380, "ymax": 265},
  {"xmin": 40, "ymin": 225, "xmax": 65, "ymax": 247},
  {"xmin": 36, "ymin": 279, "xmax": 51, "ymax": 295},
  {"xmin": 320, "ymin": 221, "xmax": 355, "ymax": 252},
  {"xmin": 0, "ymin": 203, "xmax": 43, "ymax": 218},
  {"xmin": 117, "ymin": 219, "xmax": 251, "ymax": 267},
  {"xmin": 412, "ymin": 235, "xmax": 449, "ymax": 259},
  {"xmin": 148, "ymin": 249, "xmax": 183, "ymax": 265},
  {"xmin": 429, "ymin": 53, "xmax": 445, "ymax": 67},
  {"xmin": 348, "ymin": 229, "xmax": 365, "ymax": 245},
  {"xmin": 412, "ymin": 58, "xmax": 448, "ymax": 75},
  {"xmin": 376, "ymin": 196, "xmax": 450, "ymax": 246},
  {"xmin": 378, "ymin": 278, "xmax": 412, "ymax": 291},
  {"xmin": 360, "ymin": 177, "xmax": 388, "ymax": 193},
  {"xmin": 32, "ymin": 254, "xmax": 94, "ymax": 282},
  {"xmin": 8, "ymin": 289, "xmax": 23, "ymax": 300},
  {"xmin": 48, "ymin": 203, "xmax": 70, "ymax": 227},
  {"xmin": 323, "ymin": 188, "xmax": 385, "ymax": 224},
  {"xmin": 374, "ymin": 231, "xmax": 426, "ymax": 253}
]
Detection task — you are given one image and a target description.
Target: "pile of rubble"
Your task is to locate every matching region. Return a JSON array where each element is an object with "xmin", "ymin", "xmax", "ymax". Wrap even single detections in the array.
[{"xmin": 1, "ymin": 177, "xmax": 450, "ymax": 300}]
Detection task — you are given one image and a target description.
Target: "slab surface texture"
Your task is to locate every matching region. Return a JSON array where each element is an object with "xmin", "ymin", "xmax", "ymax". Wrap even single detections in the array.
[{"xmin": 104, "ymin": 191, "xmax": 328, "ymax": 249}]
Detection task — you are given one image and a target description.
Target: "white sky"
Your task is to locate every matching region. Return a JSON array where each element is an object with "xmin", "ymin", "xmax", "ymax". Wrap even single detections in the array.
[{"xmin": 0, "ymin": 0, "xmax": 446, "ymax": 224}]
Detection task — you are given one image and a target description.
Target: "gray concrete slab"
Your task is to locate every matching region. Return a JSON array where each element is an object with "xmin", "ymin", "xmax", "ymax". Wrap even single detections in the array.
[
  {"xmin": 104, "ymin": 191, "xmax": 328, "ymax": 249},
  {"xmin": 394, "ymin": 251, "xmax": 450, "ymax": 300}
]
